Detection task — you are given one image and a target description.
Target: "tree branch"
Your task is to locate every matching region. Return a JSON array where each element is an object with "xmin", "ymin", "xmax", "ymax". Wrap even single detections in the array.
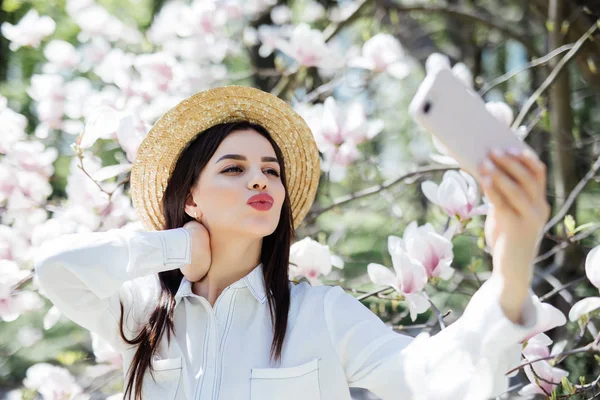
[
  {"xmin": 375, "ymin": 0, "xmax": 540, "ymax": 57},
  {"xmin": 512, "ymin": 19, "xmax": 600, "ymax": 128},
  {"xmin": 306, "ymin": 165, "xmax": 459, "ymax": 222}
]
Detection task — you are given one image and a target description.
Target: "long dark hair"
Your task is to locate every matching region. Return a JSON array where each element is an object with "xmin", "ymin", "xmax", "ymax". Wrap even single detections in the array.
[{"xmin": 119, "ymin": 121, "xmax": 294, "ymax": 400}]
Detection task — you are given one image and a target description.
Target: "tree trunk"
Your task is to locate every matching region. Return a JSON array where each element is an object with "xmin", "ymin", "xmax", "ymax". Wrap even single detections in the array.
[{"xmin": 548, "ymin": 0, "xmax": 585, "ymax": 283}]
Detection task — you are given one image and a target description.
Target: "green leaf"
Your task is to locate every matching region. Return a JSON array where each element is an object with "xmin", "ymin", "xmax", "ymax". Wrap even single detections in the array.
[
  {"xmin": 564, "ymin": 215, "xmax": 576, "ymax": 237},
  {"xmin": 546, "ymin": 20, "xmax": 556, "ymax": 32},
  {"xmin": 587, "ymin": 57, "xmax": 597, "ymax": 74},
  {"xmin": 56, "ymin": 350, "xmax": 86, "ymax": 366},
  {"xmin": 561, "ymin": 21, "xmax": 570, "ymax": 34},
  {"xmin": 561, "ymin": 377, "xmax": 575, "ymax": 394},
  {"xmin": 2, "ymin": 0, "xmax": 23, "ymax": 12}
]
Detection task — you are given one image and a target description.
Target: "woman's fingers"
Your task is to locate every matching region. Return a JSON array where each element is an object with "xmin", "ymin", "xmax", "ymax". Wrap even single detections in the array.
[
  {"xmin": 480, "ymin": 165, "xmax": 519, "ymax": 215},
  {"xmin": 480, "ymin": 156, "xmax": 530, "ymax": 216},
  {"xmin": 488, "ymin": 149, "xmax": 539, "ymax": 203}
]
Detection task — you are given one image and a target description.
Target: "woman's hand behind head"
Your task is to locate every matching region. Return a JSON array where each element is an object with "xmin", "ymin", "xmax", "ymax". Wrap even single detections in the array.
[{"xmin": 181, "ymin": 220, "xmax": 212, "ymax": 282}]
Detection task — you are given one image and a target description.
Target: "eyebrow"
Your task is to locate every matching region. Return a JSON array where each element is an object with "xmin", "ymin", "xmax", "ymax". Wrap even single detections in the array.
[{"xmin": 215, "ymin": 154, "xmax": 279, "ymax": 164}]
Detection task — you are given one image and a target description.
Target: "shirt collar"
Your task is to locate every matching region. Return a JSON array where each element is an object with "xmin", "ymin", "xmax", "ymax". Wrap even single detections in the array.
[{"xmin": 174, "ymin": 262, "xmax": 267, "ymax": 306}]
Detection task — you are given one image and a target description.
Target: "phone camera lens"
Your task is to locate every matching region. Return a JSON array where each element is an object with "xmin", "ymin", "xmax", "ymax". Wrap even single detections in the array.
[{"xmin": 423, "ymin": 101, "xmax": 432, "ymax": 114}]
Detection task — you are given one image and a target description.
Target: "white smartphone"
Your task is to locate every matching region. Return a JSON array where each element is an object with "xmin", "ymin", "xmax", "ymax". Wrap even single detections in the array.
[{"xmin": 408, "ymin": 68, "xmax": 532, "ymax": 182}]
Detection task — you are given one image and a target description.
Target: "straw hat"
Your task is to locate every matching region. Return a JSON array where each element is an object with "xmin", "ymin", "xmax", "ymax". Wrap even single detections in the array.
[{"xmin": 130, "ymin": 85, "xmax": 321, "ymax": 231}]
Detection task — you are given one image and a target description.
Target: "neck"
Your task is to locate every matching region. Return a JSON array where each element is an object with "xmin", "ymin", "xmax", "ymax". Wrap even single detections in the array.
[{"xmin": 192, "ymin": 230, "xmax": 262, "ymax": 306}]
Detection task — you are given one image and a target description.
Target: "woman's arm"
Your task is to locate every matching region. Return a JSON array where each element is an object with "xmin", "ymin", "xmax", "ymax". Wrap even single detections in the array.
[
  {"xmin": 325, "ymin": 275, "xmax": 538, "ymax": 400},
  {"xmin": 34, "ymin": 228, "xmax": 191, "ymax": 352}
]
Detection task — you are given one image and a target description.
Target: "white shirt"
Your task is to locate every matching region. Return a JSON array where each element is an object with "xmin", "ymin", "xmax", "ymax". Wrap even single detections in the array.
[{"xmin": 34, "ymin": 228, "xmax": 538, "ymax": 400}]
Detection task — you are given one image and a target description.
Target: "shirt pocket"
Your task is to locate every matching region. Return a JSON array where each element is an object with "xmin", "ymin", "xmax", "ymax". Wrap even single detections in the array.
[
  {"xmin": 142, "ymin": 356, "xmax": 183, "ymax": 400},
  {"xmin": 250, "ymin": 358, "xmax": 321, "ymax": 400}
]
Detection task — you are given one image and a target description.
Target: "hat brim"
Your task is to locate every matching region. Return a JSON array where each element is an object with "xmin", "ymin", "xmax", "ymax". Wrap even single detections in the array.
[{"xmin": 130, "ymin": 85, "xmax": 320, "ymax": 231}]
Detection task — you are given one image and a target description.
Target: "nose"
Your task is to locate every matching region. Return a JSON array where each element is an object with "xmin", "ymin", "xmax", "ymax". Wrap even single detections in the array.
[{"xmin": 247, "ymin": 167, "xmax": 268, "ymax": 191}]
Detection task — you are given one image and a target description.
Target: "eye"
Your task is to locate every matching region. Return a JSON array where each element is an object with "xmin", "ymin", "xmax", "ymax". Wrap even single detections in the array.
[
  {"xmin": 265, "ymin": 168, "xmax": 280, "ymax": 177},
  {"xmin": 222, "ymin": 165, "xmax": 243, "ymax": 173}
]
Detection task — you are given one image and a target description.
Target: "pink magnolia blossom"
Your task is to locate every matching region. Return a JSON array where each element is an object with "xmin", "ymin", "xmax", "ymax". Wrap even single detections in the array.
[
  {"xmin": 321, "ymin": 97, "xmax": 383, "ymax": 147},
  {"xmin": 1, "ymin": 10, "xmax": 56, "ymax": 51},
  {"xmin": 5, "ymin": 141, "xmax": 57, "ymax": 177},
  {"xmin": 275, "ymin": 24, "xmax": 342, "ymax": 69},
  {"xmin": 518, "ymin": 333, "xmax": 569, "ymax": 397},
  {"xmin": 349, "ymin": 33, "xmax": 411, "ymax": 79},
  {"xmin": 289, "ymin": 237, "xmax": 344, "ymax": 285},
  {"xmin": 421, "ymin": 170, "xmax": 489, "ymax": 221},
  {"xmin": 368, "ymin": 235, "xmax": 429, "ymax": 321},
  {"xmin": 396, "ymin": 221, "xmax": 455, "ymax": 279}
]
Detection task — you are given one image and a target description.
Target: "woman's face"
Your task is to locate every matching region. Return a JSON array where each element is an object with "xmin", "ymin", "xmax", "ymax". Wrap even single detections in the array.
[{"xmin": 186, "ymin": 128, "xmax": 286, "ymax": 237}]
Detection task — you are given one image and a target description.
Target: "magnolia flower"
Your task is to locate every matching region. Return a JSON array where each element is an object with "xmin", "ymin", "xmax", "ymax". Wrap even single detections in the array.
[
  {"xmin": 91, "ymin": 332, "xmax": 123, "ymax": 368},
  {"xmin": 0, "ymin": 260, "xmax": 43, "ymax": 322},
  {"xmin": 43, "ymin": 40, "xmax": 80, "ymax": 71},
  {"xmin": 275, "ymin": 24, "xmax": 342, "ymax": 69},
  {"xmin": 422, "ymin": 170, "xmax": 489, "ymax": 221},
  {"xmin": 17, "ymin": 326, "xmax": 43, "ymax": 347},
  {"xmin": 585, "ymin": 245, "xmax": 600, "ymax": 289},
  {"xmin": 1, "ymin": 9, "xmax": 56, "ymax": 51},
  {"xmin": 349, "ymin": 33, "xmax": 411, "ymax": 79},
  {"xmin": 23, "ymin": 363, "xmax": 85, "ymax": 400},
  {"xmin": 289, "ymin": 237, "xmax": 344, "ymax": 285},
  {"xmin": 522, "ymin": 296, "xmax": 567, "ymax": 342},
  {"xmin": 569, "ymin": 245, "xmax": 600, "ymax": 321},
  {"xmin": 0, "ymin": 98, "xmax": 28, "ymax": 153},
  {"xmin": 368, "ymin": 236, "xmax": 429, "ymax": 321},
  {"xmin": 43, "ymin": 305, "xmax": 63, "ymax": 330},
  {"xmin": 321, "ymin": 97, "xmax": 384, "ymax": 147},
  {"xmin": 425, "ymin": 53, "xmax": 472, "ymax": 88},
  {"xmin": 399, "ymin": 221, "xmax": 455, "ymax": 279},
  {"xmin": 518, "ymin": 333, "xmax": 569, "ymax": 397},
  {"xmin": 270, "ymin": 5, "xmax": 292, "ymax": 25}
]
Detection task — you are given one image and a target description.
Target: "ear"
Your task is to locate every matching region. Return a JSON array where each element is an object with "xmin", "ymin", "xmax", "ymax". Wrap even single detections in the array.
[{"xmin": 184, "ymin": 192, "xmax": 199, "ymax": 219}]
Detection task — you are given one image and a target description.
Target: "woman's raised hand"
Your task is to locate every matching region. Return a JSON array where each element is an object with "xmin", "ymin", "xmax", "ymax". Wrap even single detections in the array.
[{"xmin": 181, "ymin": 218, "xmax": 212, "ymax": 282}]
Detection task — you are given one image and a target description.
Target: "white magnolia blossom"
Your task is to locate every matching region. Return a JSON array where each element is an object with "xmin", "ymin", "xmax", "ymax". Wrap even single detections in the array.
[
  {"xmin": 569, "ymin": 245, "xmax": 600, "ymax": 321},
  {"xmin": 368, "ymin": 235, "xmax": 430, "ymax": 321},
  {"xmin": 425, "ymin": 52, "xmax": 472, "ymax": 88},
  {"xmin": 349, "ymin": 33, "xmax": 412, "ymax": 79},
  {"xmin": 289, "ymin": 237, "xmax": 344, "ymax": 285},
  {"xmin": 422, "ymin": 170, "xmax": 489, "ymax": 221},
  {"xmin": 1, "ymin": 9, "xmax": 56, "ymax": 51},
  {"xmin": 0, "ymin": 260, "xmax": 43, "ymax": 322},
  {"xmin": 91, "ymin": 332, "xmax": 123, "ymax": 368},
  {"xmin": 43, "ymin": 40, "xmax": 80, "ymax": 72},
  {"xmin": 23, "ymin": 363, "xmax": 87, "ymax": 400},
  {"xmin": 521, "ymin": 295, "xmax": 567, "ymax": 343}
]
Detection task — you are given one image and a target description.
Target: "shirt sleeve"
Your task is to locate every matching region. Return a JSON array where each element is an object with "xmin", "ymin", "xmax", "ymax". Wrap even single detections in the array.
[
  {"xmin": 324, "ymin": 273, "xmax": 538, "ymax": 400},
  {"xmin": 33, "ymin": 228, "xmax": 191, "ymax": 352}
]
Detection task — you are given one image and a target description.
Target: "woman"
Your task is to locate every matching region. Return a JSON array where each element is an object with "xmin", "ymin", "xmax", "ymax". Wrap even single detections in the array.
[{"xmin": 34, "ymin": 86, "xmax": 550, "ymax": 400}]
